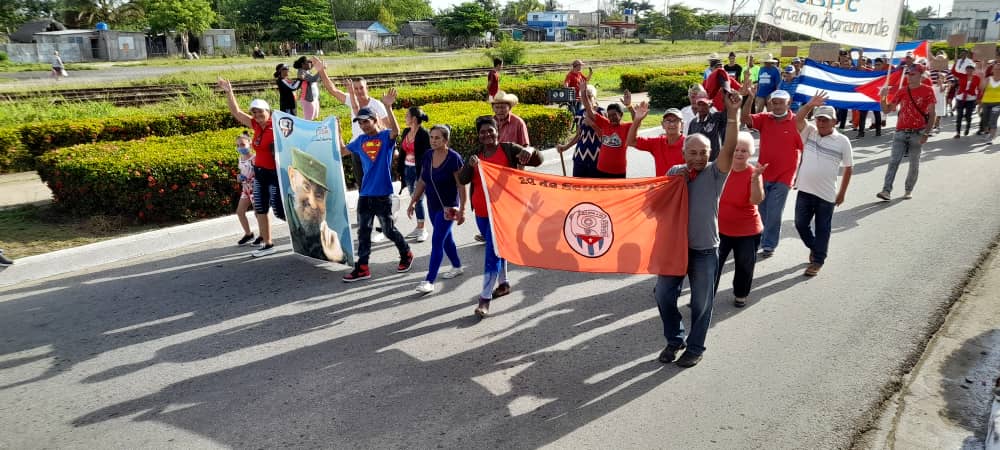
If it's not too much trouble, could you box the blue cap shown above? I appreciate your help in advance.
[783,65,795,73]
[353,107,375,122]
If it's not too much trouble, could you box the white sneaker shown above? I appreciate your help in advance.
[417,229,429,242]
[415,281,435,294]
[371,232,386,243]
[405,228,422,239]
[251,244,276,257]
[441,266,464,279]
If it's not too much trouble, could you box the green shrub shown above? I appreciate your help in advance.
[390,79,562,109]
[18,110,240,157]
[647,75,703,109]
[37,130,243,223]
[929,42,999,60]
[0,126,31,173]
[620,66,703,92]
[486,39,527,65]
[0,52,8,62]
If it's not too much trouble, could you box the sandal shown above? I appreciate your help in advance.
[474,298,491,318]
[492,282,511,299]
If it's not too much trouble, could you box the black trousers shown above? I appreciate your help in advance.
[716,233,761,298]
[859,110,882,134]
[955,100,976,134]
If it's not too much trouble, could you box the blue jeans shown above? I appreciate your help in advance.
[404,165,425,222]
[882,131,922,194]
[655,248,719,356]
[476,216,506,299]
[758,181,790,252]
[356,195,409,266]
[425,209,460,283]
[794,191,834,265]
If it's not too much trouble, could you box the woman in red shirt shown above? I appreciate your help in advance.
[458,116,543,318]
[716,131,766,307]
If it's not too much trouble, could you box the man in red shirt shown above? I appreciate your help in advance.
[487,58,502,101]
[740,87,802,258]
[580,78,632,178]
[564,59,590,99]
[490,91,530,146]
[877,64,936,201]
[626,103,686,176]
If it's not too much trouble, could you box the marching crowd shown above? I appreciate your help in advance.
[216,49,1000,368]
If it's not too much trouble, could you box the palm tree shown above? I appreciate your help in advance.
[60,0,145,30]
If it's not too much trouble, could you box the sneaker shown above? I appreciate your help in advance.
[415,281,435,294]
[759,249,774,259]
[237,233,255,246]
[372,232,386,243]
[252,236,264,246]
[856,131,865,138]
[417,229,429,242]
[474,298,491,318]
[343,265,371,282]
[405,228,423,239]
[954,133,960,139]
[397,251,414,272]
[675,351,703,368]
[0,250,13,267]
[441,266,464,279]
[657,343,687,363]
[876,191,891,201]
[804,263,822,276]
[251,244,276,257]
[734,297,747,308]
[903,191,913,199]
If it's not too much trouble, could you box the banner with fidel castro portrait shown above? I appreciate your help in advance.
[478,161,689,276]
[272,111,353,265]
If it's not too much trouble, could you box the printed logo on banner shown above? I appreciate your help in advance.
[313,124,333,142]
[278,117,294,138]
[564,202,614,258]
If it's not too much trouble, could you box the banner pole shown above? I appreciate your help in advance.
[746,0,765,71]
[559,151,567,176]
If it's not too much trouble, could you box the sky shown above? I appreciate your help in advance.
[428,0,955,17]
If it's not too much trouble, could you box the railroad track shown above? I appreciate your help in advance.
[0,55,707,107]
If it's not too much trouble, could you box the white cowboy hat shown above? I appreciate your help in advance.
[490,90,519,107]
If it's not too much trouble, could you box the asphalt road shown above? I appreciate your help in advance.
[1,118,999,449]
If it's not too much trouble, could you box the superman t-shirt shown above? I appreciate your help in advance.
[347,129,395,196]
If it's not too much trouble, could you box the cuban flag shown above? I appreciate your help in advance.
[793,59,904,111]
[858,40,930,66]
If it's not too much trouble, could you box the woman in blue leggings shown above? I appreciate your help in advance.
[407,125,466,295]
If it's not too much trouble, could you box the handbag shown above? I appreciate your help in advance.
[427,153,457,221]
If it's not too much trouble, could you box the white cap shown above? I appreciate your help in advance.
[769,90,791,100]
[249,99,270,111]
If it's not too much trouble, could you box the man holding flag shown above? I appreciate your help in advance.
[877,64,936,201]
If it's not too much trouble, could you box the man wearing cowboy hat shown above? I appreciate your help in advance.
[754,56,781,113]
[286,148,345,263]
[491,91,530,147]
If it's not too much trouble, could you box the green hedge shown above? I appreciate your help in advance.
[392,79,562,108]
[620,67,702,92]
[0,126,31,173]
[929,42,1000,60]
[36,102,572,221]
[647,75,704,109]
[37,130,242,222]
[19,110,239,157]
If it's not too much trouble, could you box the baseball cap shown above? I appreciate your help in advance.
[814,105,836,119]
[792,57,802,63]
[906,64,926,74]
[783,65,795,73]
[353,107,375,122]
[663,108,683,119]
[249,99,270,111]
[769,90,791,100]
[694,94,712,104]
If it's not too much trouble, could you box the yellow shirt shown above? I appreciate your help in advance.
[983,78,1000,103]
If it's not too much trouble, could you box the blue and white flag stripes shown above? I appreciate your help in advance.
[858,40,930,66]
[793,59,887,112]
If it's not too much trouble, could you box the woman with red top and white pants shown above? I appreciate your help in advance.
[715,132,766,307]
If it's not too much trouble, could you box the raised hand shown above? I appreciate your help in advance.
[586,67,594,80]
[751,162,768,178]
[807,90,828,107]
[621,89,632,107]
[382,87,398,106]
[633,101,650,121]
[724,91,742,112]
[739,80,752,96]
[217,77,232,92]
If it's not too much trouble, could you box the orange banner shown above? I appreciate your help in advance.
[478,161,689,276]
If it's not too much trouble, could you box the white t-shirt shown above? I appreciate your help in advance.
[345,97,388,142]
[796,124,853,203]
[955,57,975,73]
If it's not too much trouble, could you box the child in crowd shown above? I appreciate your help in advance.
[235,132,258,246]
